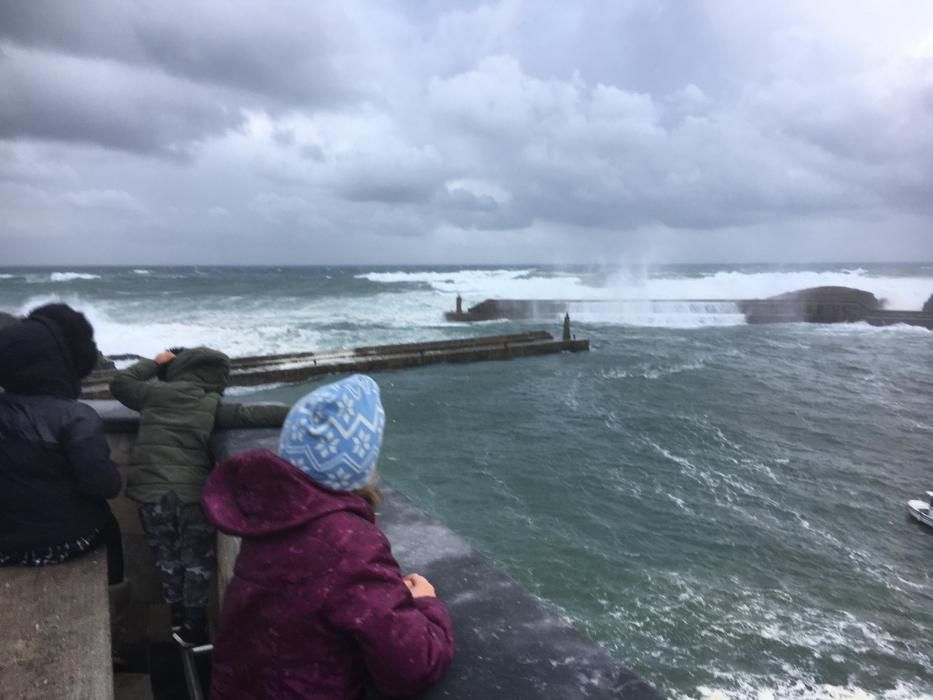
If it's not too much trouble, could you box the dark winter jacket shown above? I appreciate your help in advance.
[109,348,289,504]
[0,314,121,551]
[203,449,455,700]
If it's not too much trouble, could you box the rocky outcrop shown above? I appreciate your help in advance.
[773,286,881,308]
[741,286,882,324]
[0,312,17,329]
[923,294,933,315]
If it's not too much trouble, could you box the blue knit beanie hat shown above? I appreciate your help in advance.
[278,374,386,491]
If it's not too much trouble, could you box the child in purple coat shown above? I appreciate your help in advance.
[203,374,455,699]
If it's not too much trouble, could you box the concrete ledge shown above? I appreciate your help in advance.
[0,550,114,700]
[213,428,663,700]
[86,400,141,433]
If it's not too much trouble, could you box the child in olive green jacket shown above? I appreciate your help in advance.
[110,346,289,643]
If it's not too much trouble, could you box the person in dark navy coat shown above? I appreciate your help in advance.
[0,304,124,583]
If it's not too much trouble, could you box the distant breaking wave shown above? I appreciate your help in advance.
[361,267,933,313]
[358,268,615,301]
[604,269,933,311]
[49,272,101,282]
[358,269,535,284]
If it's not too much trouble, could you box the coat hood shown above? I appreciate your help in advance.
[203,448,374,537]
[0,315,86,398]
[165,346,230,393]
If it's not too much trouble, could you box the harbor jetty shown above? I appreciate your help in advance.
[81,331,589,399]
[446,286,933,329]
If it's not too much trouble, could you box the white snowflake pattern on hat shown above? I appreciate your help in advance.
[277,374,385,492]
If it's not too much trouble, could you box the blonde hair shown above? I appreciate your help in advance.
[353,470,383,507]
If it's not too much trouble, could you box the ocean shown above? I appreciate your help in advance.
[2,263,932,699]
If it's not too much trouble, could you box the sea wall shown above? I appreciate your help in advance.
[91,402,173,659]
[81,332,589,399]
[90,401,663,700]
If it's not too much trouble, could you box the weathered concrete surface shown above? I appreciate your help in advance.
[213,428,663,700]
[0,550,114,700]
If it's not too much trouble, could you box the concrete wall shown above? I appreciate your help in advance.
[105,432,179,656]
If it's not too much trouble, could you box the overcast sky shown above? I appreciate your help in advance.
[2,1,932,265]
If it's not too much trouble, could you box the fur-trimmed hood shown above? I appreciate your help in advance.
[0,307,97,398]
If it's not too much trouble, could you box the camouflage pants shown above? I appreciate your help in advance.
[137,491,215,610]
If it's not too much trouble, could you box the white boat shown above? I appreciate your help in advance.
[907,491,933,529]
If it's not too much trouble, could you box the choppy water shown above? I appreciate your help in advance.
[3,264,932,699]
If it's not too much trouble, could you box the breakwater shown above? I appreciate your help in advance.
[446,286,933,329]
[81,331,589,399]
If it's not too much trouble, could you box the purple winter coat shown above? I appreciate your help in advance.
[203,448,455,700]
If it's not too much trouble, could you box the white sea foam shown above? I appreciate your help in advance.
[571,301,745,328]
[757,615,899,657]
[132,269,152,275]
[645,438,696,471]
[225,383,286,396]
[810,322,931,335]
[15,294,86,318]
[49,272,101,282]
[358,268,602,300]
[602,360,706,381]
[692,678,931,700]
[12,294,326,357]
[12,290,450,357]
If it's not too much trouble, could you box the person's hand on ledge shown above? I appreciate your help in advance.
[154,351,176,365]
[403,573,436,598]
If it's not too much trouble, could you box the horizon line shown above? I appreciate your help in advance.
[2,261,932,268]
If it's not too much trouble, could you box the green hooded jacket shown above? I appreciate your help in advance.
[110,347,290,504]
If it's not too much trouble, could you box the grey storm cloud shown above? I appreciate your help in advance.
[0,1,365,105]
[0,45,241,157]
[1,0,933,264]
